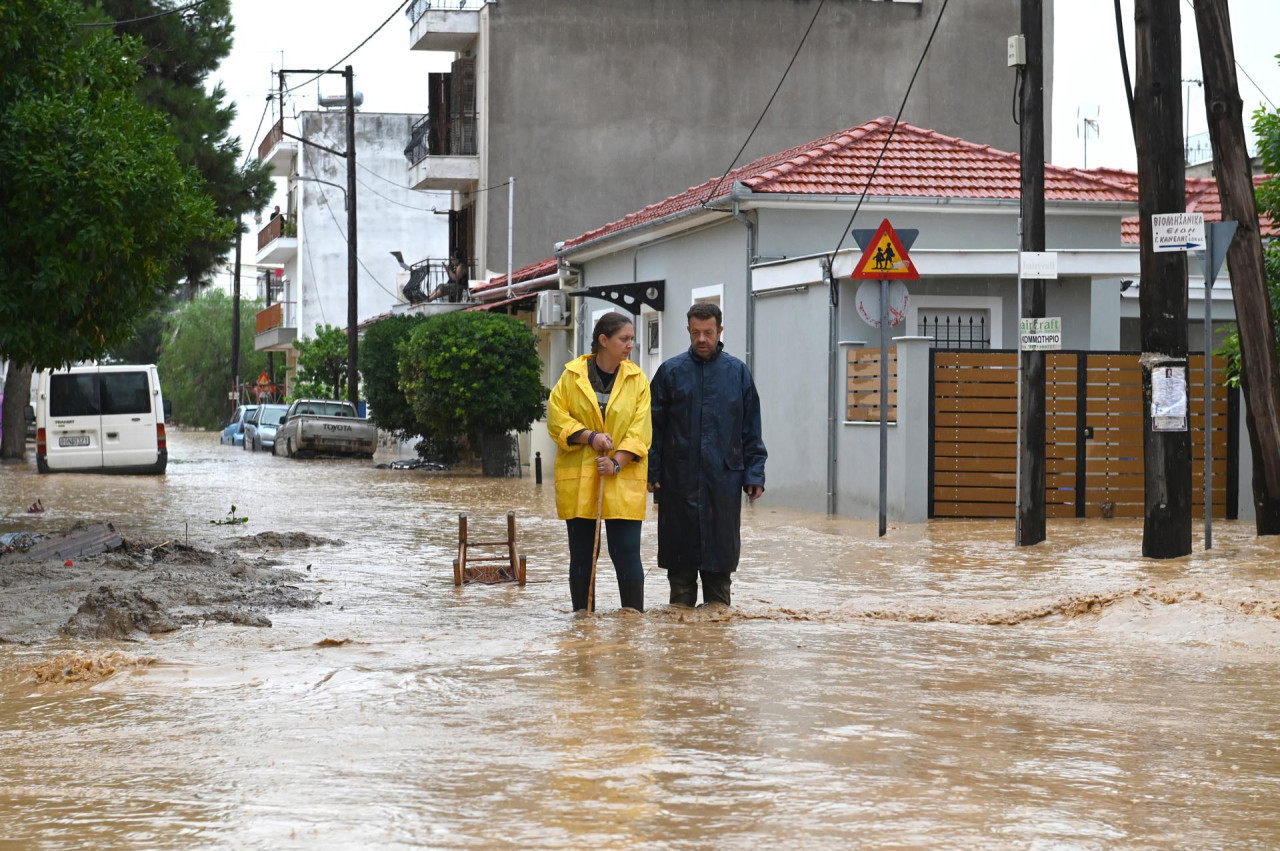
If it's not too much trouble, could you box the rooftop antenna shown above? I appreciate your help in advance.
[1077,105,1100,169]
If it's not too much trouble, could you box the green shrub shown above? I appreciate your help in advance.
[399,312,546,469]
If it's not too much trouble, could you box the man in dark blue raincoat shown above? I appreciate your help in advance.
[648,302,767,607]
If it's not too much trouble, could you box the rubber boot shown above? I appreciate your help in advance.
[569,572,591,612]
[701,571,732,606]
[618,579,645,613]
[668,569,698,607]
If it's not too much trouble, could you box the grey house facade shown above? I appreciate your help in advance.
[405,0,1052,279]
[557,119,1248,522]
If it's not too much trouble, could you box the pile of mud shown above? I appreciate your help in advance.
[222,531,345,550]
[0,528,327,644]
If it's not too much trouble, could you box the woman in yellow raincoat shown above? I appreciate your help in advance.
[547,312,651,612]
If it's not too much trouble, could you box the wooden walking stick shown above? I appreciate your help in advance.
[587,462,605,613]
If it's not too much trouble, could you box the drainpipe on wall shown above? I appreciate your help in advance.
[730,200,757,374]
[821,257,837,516]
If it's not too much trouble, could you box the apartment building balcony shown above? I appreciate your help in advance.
[255,301,298,351]
[256,118,297,176]
[255,215,298,265]
[406,0,486,52]
[405,111,480,191]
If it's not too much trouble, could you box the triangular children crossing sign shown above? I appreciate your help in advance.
[850,218,919,280]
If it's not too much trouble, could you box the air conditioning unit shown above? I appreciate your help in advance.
[536,290,571,329]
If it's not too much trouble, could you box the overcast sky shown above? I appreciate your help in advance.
[214,0,1280,222]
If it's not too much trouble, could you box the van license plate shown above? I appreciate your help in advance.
[59,435,90,447]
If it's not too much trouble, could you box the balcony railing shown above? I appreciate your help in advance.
[405,111,478,165]
[406,0,490,22]
[403,258,476,304]
[257,215,295,252]
[256,301,297,335]
[258,118,285,162]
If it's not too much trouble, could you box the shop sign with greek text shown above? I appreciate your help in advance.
[1018,317,1062,351]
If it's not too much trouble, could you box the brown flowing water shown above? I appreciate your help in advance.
[2,432,1280,848]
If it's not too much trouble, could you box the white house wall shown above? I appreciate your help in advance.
[297,111,449,340]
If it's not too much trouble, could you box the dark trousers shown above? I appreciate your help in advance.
[566,518,644,612]
[667,569,732,607]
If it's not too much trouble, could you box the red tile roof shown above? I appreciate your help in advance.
[476,257,559,293]
[561,117,1140,252]
[1112,172,1277,243]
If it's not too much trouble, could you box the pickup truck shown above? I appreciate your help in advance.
[272,399,378,459]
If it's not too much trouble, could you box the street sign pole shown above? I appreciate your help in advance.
[849,219,919,537]
[1199,219,1238,550]
[879,277,889,538]
[1203,228,1214,550]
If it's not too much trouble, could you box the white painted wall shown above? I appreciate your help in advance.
[296,111,450,341]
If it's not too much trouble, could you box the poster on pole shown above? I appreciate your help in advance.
[1151,366,1188,432]
[1018,317,1062,350]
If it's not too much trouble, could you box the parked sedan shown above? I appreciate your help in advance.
[220,405,257,446]
[243,403,289,452]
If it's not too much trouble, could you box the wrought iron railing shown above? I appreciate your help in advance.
[918,313,991,350]
[403,258,476,304]
[406,0,490,23]
[405,111,478,165]
[258,118,285,161]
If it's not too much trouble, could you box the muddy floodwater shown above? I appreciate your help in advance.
[3,432,1280,848]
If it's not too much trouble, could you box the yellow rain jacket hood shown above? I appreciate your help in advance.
[547,355,651,521]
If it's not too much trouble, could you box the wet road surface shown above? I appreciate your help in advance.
[2,431,1280,848]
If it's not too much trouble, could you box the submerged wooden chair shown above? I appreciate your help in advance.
[453,511,527,586]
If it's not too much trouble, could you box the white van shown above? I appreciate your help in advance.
[35,364,169,475]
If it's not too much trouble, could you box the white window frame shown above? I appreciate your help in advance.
[906,294,1003,348]
[691,284,724,307]
[638,307,661,376]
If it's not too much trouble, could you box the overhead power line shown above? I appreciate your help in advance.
[77,0,214,27]
[241,95,273,171]
[828,0,952,264]
[284,0,411,94]
[1180,0,1275,109]
[702,0,827,206]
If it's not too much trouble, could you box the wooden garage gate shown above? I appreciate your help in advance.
[929,351,1239,519]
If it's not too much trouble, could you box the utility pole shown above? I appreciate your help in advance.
[1193,0,1280,533]
[277,66,360,410]
[1134,0,1192,558]
[1016,0,1047,546]
[344,65,359,410]
[231,228,242,414]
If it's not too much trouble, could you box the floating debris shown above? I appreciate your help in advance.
[210,504,249,526]
[375,459,450,471]
[0,522,122,563]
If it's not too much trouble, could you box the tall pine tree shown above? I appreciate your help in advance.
[85,0,273,292]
